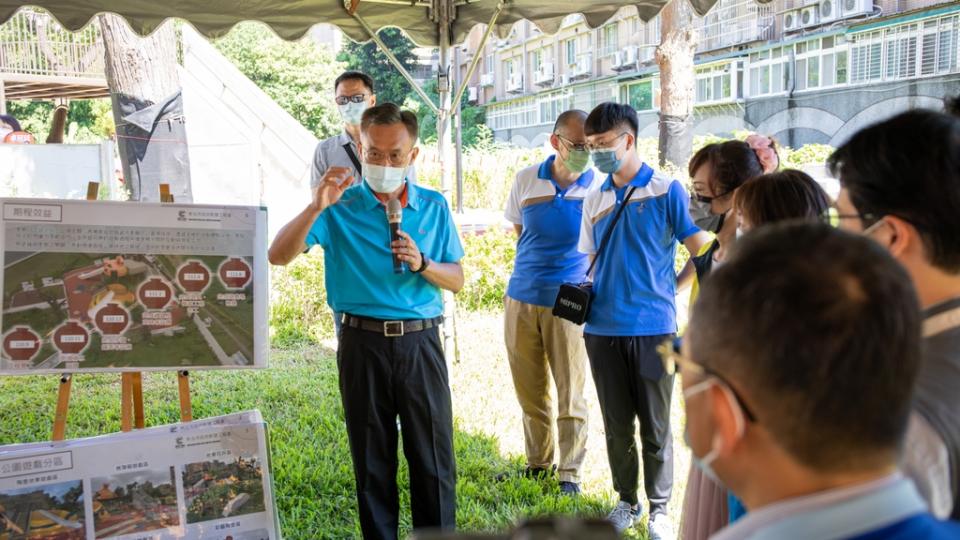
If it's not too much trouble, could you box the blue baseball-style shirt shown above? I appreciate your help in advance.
[305,181,464,320]
[505,156,599,307]
[578,163,699,336]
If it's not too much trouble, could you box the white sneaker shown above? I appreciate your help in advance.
[648,513,676,540]
[606,501,642,533]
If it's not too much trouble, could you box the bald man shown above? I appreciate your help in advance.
[500,110,599,494]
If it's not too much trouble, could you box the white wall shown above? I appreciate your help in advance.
[0,143,114,199]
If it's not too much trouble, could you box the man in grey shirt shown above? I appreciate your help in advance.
[312,71,416,189]
[831,109,960,520]
[311,71,376,189]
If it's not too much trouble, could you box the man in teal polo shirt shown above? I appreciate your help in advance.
[580,102,708,539]
[268,103,464,540]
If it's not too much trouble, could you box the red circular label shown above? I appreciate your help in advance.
[177,261,211,293]
[218,258,252,289]
[94,303,130,335]
[138,277,174,310]
[53,321,90,354]
[3,326,41,361]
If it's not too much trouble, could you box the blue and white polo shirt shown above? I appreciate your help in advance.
[505,155,599,307]
[578,163,699,336]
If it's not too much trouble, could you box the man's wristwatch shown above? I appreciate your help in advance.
[413,254,430,273]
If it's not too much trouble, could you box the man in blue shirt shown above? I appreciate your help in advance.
[579,102,707,538]
[502,109,598,494]
[681,223,960,539]
[268,103,464,540]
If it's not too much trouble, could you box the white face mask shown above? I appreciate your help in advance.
[682,378,746,488]
[339,102,368,126]
[363,162,406,194]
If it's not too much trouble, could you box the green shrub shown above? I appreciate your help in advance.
[269,251,333,346]
[459,227,517,312]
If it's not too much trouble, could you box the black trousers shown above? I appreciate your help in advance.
[337,324,457,540]
[584,333,675,517]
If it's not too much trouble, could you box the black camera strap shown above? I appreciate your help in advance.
[584,186,637,280]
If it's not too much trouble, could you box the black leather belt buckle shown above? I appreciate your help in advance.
[383,320,404,337]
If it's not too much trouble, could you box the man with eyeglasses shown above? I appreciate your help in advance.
[499,109,597,495]
[678,222,960,539]
[269,103,464,539]
[830,110,960,522]
[578,102,708,538]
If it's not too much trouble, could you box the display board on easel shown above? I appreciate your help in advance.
[0,197,268,375]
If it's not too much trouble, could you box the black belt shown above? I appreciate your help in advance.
[342,314,442,337]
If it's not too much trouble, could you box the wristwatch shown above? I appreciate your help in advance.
[413,254,431,273]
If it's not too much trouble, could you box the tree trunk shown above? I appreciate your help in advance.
[656,0,699,171]
[99,14,191,201]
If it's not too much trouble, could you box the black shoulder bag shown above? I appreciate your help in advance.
[552,186,637,325]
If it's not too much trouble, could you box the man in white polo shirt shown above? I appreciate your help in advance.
[502,109,598,495]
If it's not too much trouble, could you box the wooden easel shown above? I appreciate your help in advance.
[51,182,192,441]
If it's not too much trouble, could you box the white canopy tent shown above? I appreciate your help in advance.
[0,0,734,357]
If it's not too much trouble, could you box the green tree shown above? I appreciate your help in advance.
[214,23,344,139]
[405,79,487,148]
[337,28,417,107]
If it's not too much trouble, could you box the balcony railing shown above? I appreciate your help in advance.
[0,9,105,79]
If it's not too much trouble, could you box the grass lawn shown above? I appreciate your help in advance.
[0,311,690,539]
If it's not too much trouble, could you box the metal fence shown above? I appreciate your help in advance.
[0,9,105,78]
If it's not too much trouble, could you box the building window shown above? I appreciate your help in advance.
[624,80,657,111]
[749,45,791,97]
[696,62,737,104]
[565,39,578,65]
[484,54,494,74]
[601,24,619,57]
[849,30,883,83]
[530,49,542,73]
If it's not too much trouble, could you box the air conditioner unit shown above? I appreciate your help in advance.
[468,86,479,104]
[783,9,802,32]
[623,46,638,65]
[480,72,495,87]
[840,0,873,17]
[507,73,524,93]
[561,73,572,86]
[534,62,555,85]
[572,55,592,79]
[800,5,819,27]
[819,0,840,22]
[611,51,624,69]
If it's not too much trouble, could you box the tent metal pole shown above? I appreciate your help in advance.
[450,2,503,113]
[349,12,440,115]
[437,0,458,362]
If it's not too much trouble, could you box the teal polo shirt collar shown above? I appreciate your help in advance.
[538,155,595,191]
[359,179,421,211]
[601,162,655,192]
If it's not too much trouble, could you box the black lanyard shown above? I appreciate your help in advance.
[342,142,362,176]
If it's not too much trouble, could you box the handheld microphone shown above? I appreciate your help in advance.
[386,198,404,274]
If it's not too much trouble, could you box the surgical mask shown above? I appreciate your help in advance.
[339,101,368,126]
[561,149,592,175]
[590,137,626,174]
[683,378,746,488]
[683,379,725,485]
[363,162,406,194]
[690,198,725,233]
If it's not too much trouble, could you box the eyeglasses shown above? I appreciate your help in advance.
[692,191,731,204]
[657,337,757,422]
[557,135,588,152]
[363,148,413,166]
[585,132,629,152]
[335,94,370,106]
[823,206,877,228]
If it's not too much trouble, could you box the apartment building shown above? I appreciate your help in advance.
[456,0,960,149]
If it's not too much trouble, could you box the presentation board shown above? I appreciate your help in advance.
[0,199,268,374]
[0,411,279,540]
